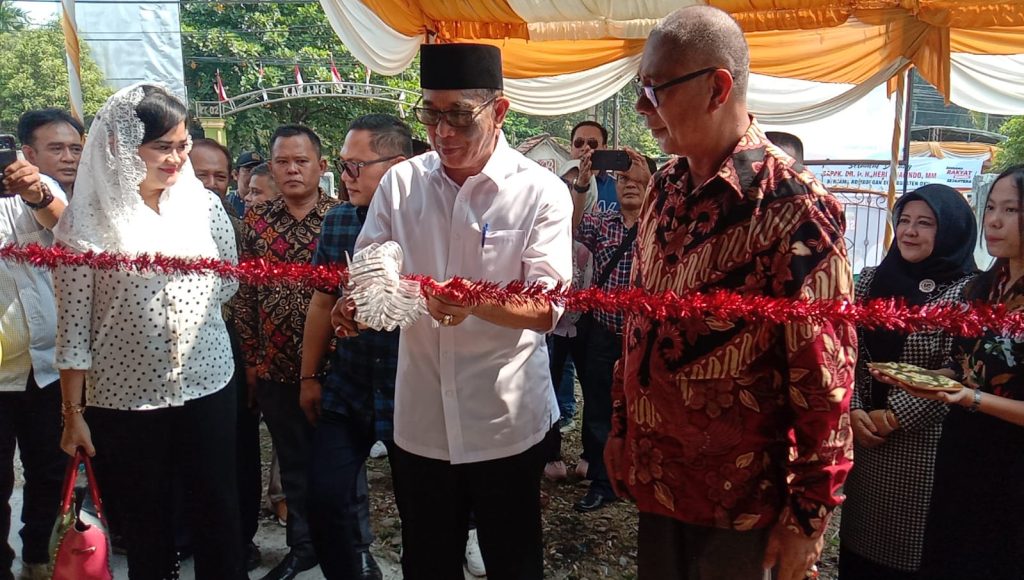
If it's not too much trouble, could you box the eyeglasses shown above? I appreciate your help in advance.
[412,97,497,128]
[334,155,401,179]
[633,67,717,108]
[573,138,600,150]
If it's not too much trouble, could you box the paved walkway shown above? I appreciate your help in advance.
[6,486,405,579]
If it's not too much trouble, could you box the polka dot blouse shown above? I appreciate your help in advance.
[54,193,239,411]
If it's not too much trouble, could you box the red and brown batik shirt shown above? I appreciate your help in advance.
[608,120,855,538]
[235,191,339,383]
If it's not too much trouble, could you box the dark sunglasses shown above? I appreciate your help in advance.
[334,155,400,179]
[573,138,600,150]
[633,67,717,108]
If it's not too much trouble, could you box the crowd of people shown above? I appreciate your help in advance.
[1,5,1023,580]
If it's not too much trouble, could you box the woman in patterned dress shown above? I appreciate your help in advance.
[840,184,978,579]
[53,83,244,579]
[874,165,1024,580]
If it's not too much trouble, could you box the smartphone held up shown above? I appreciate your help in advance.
[589,149,631,172]
[0,134,18,197]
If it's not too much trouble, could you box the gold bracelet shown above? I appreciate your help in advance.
[61,403,85,416]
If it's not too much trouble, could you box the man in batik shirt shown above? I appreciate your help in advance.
[236,124,338,580]
[607,7,855,580]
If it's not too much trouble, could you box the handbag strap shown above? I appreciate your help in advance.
[60,448,106,524]
[592,223,638,291]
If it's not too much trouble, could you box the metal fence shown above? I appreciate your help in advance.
[832,188,890,276]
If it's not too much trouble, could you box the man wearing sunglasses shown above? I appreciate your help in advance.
[606,6,853,580]
[569,121,619,214]
[301,114,412,579]
[333,43,571,580]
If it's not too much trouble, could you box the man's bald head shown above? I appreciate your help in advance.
[651,6,749,99]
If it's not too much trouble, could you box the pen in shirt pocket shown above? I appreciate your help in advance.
[480,222,489,248]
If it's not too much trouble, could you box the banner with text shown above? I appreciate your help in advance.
[809,156,985,193]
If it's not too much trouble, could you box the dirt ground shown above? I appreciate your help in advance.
[9,391,839,579]
[293,383,843,580]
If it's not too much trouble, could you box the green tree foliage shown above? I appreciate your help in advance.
[0,1,28,33]
[0,24,112,133]
[180,1,421,157]
[181,3,659,159]
[994,116,1024,170]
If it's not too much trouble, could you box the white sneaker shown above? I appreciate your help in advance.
[464,529,487,577]
[369,440,388,459]
[19,563,52,580]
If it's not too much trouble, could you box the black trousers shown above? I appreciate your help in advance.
[839,545,918,580]
[230,327,261,548]
[0,375,64,576]
[544,334,571,462]
[307,410,375,579]
[88,383,245,580]
[256,379,315,558]
[638,513,771,580]
[390,440,546,580]
[571,322,621,497]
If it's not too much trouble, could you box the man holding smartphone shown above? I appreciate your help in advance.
[568,148,652,512]
[16,109,84,200]
[569,121,619,213]
[0,137,69,580]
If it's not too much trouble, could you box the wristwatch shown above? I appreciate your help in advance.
[23,183,55,210]
[966,389,983,413]
[572,180,589,194]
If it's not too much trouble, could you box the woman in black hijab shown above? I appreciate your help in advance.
[839,184,978,580]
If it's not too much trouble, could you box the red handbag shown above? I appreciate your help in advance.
[49,448,112,580]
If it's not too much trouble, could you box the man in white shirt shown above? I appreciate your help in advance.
[334,43,572,580]
[0,157,69,580]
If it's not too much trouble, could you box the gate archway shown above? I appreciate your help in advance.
[194,81,420,146]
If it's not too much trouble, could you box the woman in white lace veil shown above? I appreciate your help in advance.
[54,83,246,579]
[54,83,217,258]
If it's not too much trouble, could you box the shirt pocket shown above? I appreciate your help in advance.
[480,229,526,283]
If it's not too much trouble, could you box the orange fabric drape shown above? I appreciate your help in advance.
[457,38,646,79]
[353,0,1024,95]
[744,16,917,84]
[909,141,1000,159]
[358,0,528,40]
[951,27,1024,54]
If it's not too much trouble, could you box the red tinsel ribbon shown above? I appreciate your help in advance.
[4,243,1022,338]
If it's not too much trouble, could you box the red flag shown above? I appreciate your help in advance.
[294,64,304,86]
[330,56,343,84]
[214,69,228,102]
[257,62,268,101]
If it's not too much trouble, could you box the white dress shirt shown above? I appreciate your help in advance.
[54,192,238,410]
[357,135,573,464]
[0,176,67,391]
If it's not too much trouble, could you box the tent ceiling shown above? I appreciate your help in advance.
[319,0,1024,115]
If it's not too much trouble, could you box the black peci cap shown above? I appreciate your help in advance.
[420,43,503,91]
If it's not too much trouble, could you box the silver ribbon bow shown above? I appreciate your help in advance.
[346,241,425,331]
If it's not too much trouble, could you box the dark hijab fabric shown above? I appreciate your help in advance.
[863,184,978,407]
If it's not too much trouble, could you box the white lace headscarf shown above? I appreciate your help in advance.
[54,82,219,259]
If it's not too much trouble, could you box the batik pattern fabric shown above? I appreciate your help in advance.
[609,120,855,538]
[235,191,338,383]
